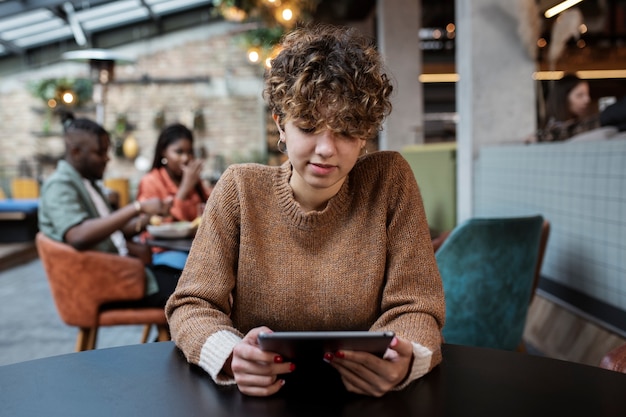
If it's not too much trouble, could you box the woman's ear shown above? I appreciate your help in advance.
[272,114,283,133]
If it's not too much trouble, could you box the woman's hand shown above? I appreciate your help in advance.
[139,197,172,217]
[177,159,204,200]
[325,336,414,397]
[226,326,294,397]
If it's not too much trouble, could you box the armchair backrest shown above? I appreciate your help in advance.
[436,215,545,350]
[35,232,146,328]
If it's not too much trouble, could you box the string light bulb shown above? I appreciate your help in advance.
[61,91,76,105]
[281,8,293,21]
[247,48,261,64]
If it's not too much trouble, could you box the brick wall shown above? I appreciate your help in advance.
[0,23,270,198]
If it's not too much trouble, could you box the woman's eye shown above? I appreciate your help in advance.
[298,126,315,134]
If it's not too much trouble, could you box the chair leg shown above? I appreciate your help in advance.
[156,325,171,342]
[141,324,152,343]
[76,327,98,351]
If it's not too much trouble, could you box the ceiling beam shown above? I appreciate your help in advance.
[0,38,24,55]
[139,0,163,33]
[62,2,87,46]
[0,0,114,20]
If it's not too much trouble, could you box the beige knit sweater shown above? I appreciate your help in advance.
[166,150,445,388]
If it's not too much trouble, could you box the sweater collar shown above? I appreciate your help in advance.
[274,160,352,230]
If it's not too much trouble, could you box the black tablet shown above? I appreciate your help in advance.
[257,331,395,361]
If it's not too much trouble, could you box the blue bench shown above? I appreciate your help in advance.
[0,199,39,242]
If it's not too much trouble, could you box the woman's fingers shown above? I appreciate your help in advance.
[237,378,285,397]
[326,337,414,396]
[231,326,294,396]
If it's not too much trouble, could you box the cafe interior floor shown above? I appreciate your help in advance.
[0,243,160,367]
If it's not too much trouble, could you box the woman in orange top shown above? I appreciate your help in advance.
[137,123,210,269]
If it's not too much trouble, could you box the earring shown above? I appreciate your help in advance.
[277,137,287,154]
[161,157,168,165]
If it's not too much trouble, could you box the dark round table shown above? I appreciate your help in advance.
[1,341,625,417]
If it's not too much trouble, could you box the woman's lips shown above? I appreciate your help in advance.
[309,162,336,175]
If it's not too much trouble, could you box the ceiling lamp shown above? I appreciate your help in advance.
[544,0,584,19]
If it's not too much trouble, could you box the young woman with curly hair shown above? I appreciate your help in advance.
[166,24,445,397]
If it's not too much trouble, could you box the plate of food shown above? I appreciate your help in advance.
[146,221,197,239]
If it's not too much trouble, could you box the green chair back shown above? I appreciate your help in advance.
[436,215,544,350]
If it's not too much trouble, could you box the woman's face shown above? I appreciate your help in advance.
[162,138,194,177]
[280,118,365,209]
[568,81,591,119]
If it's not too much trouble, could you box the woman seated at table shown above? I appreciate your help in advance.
[166,24,445,397]
[137,123,210,270]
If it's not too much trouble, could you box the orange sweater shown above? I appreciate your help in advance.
[137,167,207,221]
[166,151,445,388]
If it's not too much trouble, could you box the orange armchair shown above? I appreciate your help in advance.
[35,232,169,351]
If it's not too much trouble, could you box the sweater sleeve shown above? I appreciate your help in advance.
[369,153,445,385]
[165,167,244,377]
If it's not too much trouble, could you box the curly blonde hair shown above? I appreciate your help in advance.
[263,24,393,141]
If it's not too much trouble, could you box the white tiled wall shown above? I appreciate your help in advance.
[474,138,626,316]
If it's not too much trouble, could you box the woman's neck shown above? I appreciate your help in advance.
[163,166,181,186]
[289,174,344,213]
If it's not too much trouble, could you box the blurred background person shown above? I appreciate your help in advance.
[137,123,210,270]
[535,73,626,142]
[38,114,178,308]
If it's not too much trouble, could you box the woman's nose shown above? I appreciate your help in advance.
[316,132,337,156]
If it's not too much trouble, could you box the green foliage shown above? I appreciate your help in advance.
[236,26,284,49]
[213,0,322,65]
[27,78,93,107]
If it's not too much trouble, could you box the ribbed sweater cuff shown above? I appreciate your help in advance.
[394,342,433,391]
[198,330,242,385]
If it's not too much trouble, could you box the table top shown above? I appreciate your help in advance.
[144,237,193,252]
[1,342,625,417]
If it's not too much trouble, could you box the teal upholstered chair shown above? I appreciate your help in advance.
[435,215,546,351]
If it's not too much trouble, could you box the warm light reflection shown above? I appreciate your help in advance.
[576,69,626,79]
[544,0,583,18]
[47,99,57,108]
[281,8,293,21]
[537,38,547,48]
[533,71,565,80]
[419,71,626,83]
[533,70,626,80]
[247,49,260,63]
[419,73,459,83]
[61,91,75,104]
[264,45,282,68]
[222,6,247,22]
